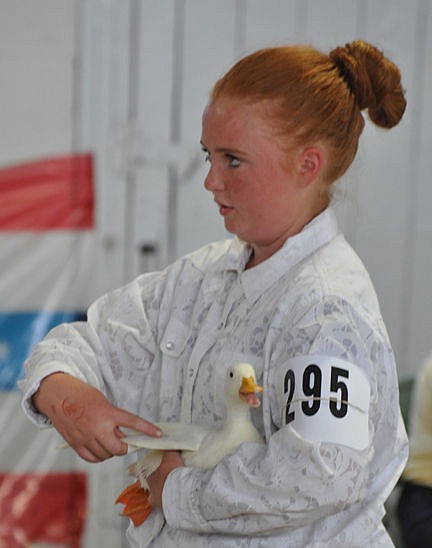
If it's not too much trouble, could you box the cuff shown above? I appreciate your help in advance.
[162,466,211,532]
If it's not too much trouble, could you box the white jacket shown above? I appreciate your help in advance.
[21,208,407,547]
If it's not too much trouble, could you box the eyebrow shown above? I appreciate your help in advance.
[200,141,245,156]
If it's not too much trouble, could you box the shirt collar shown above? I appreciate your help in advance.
[225,207,339,303]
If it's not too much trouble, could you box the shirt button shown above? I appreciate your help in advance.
[165,341,175,351]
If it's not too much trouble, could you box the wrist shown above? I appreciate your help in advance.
[32,372,70,417]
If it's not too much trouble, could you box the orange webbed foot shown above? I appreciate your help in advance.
[116,480,153,526]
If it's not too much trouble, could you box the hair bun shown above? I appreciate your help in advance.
[329,40,406,128]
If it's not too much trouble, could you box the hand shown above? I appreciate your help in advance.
[147,451,184,508]
[33,372,162,462]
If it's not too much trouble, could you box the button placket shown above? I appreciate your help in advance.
[179,298,226,423]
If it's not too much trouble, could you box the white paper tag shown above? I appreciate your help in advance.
[275,355,370,450]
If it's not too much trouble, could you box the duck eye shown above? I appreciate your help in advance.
[229,371,234,378]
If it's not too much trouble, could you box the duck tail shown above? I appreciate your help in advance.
[115,480,153,526]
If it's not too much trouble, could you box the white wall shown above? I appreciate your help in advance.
[0,0,77,165]
[76,0,432,382]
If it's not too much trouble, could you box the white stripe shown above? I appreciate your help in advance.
[0,232,95,310]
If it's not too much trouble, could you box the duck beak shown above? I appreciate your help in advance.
[239,375,263,407]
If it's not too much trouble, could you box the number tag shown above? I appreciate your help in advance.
[275,355,370,450]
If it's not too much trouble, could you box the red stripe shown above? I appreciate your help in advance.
[0,153,94,230]
[0,472,87,547]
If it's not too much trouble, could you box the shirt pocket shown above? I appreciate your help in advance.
[159,316,191,360]
[158,317,192,420]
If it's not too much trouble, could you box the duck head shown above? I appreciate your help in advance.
[225,362,263,408]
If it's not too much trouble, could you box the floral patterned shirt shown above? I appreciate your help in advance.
[21,207,407,547]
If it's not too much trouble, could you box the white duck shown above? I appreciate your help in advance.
[116,362,264,525]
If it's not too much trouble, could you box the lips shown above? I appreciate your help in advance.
[215,199,234,216]
[220,205,234,215]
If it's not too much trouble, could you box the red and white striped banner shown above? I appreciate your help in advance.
[0,153,95,547]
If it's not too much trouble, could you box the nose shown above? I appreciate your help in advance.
[204,163,224,192]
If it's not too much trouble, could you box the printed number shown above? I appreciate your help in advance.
[284,364,349,424]
[301,364,322,416]
[284,369,295,424]
[329,367,349,418]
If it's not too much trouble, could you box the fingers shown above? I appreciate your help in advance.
[114,425,126,438]
[75,435,128,462]
[39,375,161,460]
[114,408,162,438]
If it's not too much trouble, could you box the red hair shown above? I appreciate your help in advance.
[211,41,406,185]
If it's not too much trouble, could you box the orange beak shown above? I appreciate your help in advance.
[240,375,263,394]
[239,375,263,407]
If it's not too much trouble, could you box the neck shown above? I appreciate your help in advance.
[246,203,328,269]
[226,399,252,423]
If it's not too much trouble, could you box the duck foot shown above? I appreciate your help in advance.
[116,480,153,526]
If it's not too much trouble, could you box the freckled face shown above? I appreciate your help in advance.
[201,97,312,264]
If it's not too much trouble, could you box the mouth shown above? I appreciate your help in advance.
[239,375,263,408]
[219,205,234,216]
[215,199,234,216]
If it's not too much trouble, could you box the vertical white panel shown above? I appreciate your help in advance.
[77,0,134,294]
[175,0,240,258]
[293,0,363,243]
[76,3,133,544]
[180,0,240,138]
[302,0,361,48]
[402,0,432,378]
[243,0,297,49]
[125,0,176,277]
[346,0,418,377]
[0,0,76,164]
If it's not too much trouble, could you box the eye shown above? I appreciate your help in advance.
[225,154,240,168]
[201,147,211,163]
[229,371,234,378]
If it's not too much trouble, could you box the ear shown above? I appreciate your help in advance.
[297,147,325,186]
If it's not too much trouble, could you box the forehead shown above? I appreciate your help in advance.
[201,97,277,142]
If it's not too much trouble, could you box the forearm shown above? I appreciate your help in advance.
[19,325,105,427]
[26,364,162,462]
[162,430,369,535]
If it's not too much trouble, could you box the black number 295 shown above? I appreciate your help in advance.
[284,365,349,424]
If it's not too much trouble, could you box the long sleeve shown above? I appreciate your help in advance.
[20,269,167,425]
[20,239,234,428]
[163,431,370,536]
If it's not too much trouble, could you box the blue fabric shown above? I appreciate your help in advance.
[0,311,85,390]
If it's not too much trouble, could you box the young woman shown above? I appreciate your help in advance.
[21,41,407,547]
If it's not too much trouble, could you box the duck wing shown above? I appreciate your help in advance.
[123,421,210,451]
